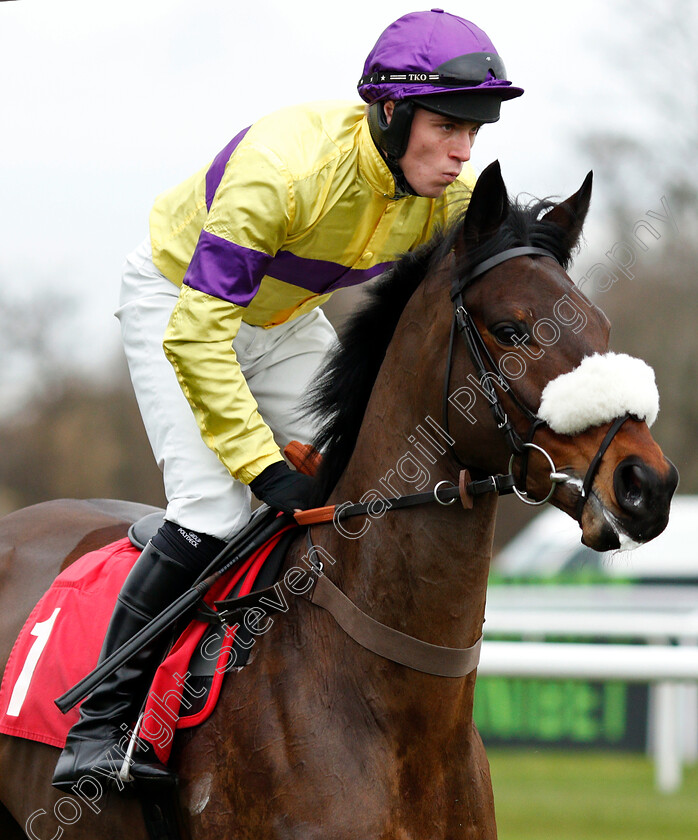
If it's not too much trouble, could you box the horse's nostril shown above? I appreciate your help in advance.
[611,456,677,542]
[614,457,653,513]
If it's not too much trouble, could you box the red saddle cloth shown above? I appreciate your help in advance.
[0,530,290,764]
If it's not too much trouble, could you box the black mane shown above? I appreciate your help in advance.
[305,195,577,502]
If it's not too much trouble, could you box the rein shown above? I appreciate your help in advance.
[293,469,515,526]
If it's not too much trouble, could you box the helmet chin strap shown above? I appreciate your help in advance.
[368,100,422,198]
[381,151,420,198]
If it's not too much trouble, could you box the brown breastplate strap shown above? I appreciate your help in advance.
[307,573,482,678]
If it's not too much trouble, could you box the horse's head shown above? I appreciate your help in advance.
[443,161,678,551]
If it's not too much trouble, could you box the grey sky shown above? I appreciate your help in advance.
[1,1,684,374]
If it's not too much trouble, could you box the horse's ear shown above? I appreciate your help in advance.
[457,160,509,255]
[541,171,593,252]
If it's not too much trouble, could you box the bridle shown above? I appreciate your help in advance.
[292,244,632,526]
[443,245,632,514]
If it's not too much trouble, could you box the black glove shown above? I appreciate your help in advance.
[249,461,318,513]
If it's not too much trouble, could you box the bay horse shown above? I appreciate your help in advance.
[0,162,678,839]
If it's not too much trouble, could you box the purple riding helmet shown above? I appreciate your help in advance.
[359,9,524,164]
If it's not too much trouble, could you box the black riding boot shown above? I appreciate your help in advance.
[52,539,201,791]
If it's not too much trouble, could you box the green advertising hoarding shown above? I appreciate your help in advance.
[474,676,649,749]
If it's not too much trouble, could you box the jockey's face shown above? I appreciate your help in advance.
[384,101,480,198]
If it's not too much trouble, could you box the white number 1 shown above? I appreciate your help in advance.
[6,607,61,717]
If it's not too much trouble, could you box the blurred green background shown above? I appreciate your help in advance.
[489,750,698,840]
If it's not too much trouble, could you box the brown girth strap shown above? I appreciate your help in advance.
[307,572,482,678]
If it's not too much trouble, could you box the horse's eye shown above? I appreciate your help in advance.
[491,322,528,346]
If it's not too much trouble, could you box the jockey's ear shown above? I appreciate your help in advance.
[541,171,593,254]
[457,160,509,257]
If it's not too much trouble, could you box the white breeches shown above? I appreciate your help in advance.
[115,239,337,540]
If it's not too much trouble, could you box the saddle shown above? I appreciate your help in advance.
[0,516,298,754]
[0,442,321,762]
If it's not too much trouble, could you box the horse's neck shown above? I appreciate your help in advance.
[308,432,495,731]
[308,283,498,717]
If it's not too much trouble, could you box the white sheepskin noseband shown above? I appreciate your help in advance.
[537,352,659,435]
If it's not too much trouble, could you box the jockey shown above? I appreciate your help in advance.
[53,9,523,790]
